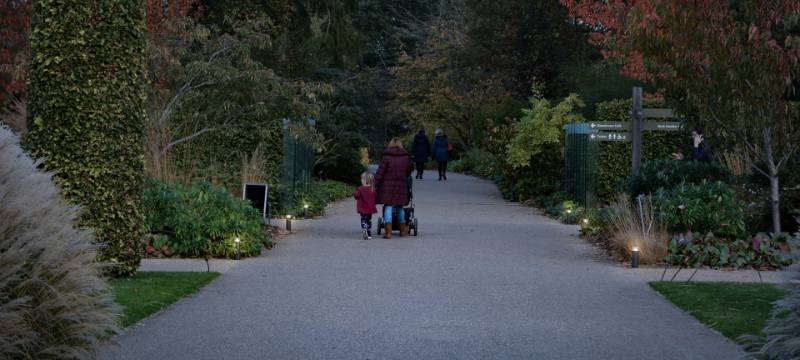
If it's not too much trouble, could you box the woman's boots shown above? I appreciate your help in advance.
[382,223,407,238]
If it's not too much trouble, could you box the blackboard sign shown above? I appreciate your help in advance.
[242,183,269,221]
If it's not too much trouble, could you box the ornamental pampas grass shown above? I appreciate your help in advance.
[743,228,800,359]
[0,126,119,359]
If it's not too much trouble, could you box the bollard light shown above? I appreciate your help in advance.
[566,209,573,215]
[582,218,589,225]
[303,204,309,219]
[234,237,241,260]
[286,214,292,232]
[631,246,640,268]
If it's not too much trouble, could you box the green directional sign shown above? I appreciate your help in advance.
[588,121,630,130]
[589,132,630,142]
[643,121,682,131]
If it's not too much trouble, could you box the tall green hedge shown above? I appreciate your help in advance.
[174,118,284,208]
[595,99,688,203]
[26,0,147,275]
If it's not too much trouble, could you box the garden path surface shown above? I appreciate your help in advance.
[101,172,744,360]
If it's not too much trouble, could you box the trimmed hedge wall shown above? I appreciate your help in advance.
[26,0,147,275]
[595,99,688,203]
[175,119,284,199]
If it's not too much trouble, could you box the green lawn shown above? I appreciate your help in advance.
[110,272,220,327]
[650,282,785,342]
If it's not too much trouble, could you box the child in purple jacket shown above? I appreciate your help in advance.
[354,172,378,239]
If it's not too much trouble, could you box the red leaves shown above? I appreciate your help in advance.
[145,0,200,34]
[0,0,31,103]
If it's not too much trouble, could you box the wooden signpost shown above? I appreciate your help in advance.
[584,87,683,172]
[631,87,643,171]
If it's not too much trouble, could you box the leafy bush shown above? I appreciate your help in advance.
[450,148,497,178]
[490,155,565,203]
[143,180,270,258]
[1,126,119,358]
[284,180,353,217]
[665,232,792,269]
[580,206,615,237]
[315,134,367,185]
[595,99,687,203]
[26,0,147,275]
[506,93,584,168]
[626,159,733,197]
[650,181,748,239]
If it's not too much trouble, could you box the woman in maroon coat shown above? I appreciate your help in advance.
[374,138,413,238]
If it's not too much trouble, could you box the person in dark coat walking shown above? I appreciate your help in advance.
[374,138,413,238]
[411,129,431,179]
[432,128,450,181]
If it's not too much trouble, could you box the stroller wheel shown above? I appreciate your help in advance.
[413,218,418,236]
[377,218,383,235]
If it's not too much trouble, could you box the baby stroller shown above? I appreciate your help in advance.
[377,176,418,236]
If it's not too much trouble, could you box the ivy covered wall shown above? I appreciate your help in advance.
[26,0,147,275]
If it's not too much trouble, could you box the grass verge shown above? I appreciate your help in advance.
[110,272,220,327]
[650,281,785,342]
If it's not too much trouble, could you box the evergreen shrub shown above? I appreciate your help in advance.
[26,0,147,275]
[315,133,367,185]
[626,159,733,197]
[650,181,747,239]
[287,180,353,217]
[143,180,270,258]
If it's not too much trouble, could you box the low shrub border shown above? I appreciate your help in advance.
[282,179,353,218]
[143,180,270,259]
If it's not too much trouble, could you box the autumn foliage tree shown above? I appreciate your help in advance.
[562,0,800,233]
[0,0,31,134]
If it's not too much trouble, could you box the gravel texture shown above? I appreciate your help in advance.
[102,172,745,359]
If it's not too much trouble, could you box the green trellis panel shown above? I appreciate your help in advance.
[564,123,598,208]
[281,121,315,211]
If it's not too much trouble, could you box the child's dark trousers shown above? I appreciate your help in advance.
[360,214,372,235]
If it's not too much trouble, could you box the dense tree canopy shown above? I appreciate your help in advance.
[563,0,800,232]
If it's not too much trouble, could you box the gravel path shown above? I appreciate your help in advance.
[102,172,745,359]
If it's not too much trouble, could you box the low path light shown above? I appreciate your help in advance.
[234,237,241,260]
[286,214,292,232]
[303,204,309,219]
[631,246,639,268]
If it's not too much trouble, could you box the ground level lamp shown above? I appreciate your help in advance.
[286,214,292,232]
[234,237,241,260]
[631,246,639,268]
[303,204,309,219]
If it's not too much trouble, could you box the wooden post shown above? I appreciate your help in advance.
[631,87,643,172]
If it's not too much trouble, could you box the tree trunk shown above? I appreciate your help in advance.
[769,173,781,234]
[763,131,781,234]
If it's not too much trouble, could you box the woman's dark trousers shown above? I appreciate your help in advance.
[437,161,448,181]
[415,161,426,179]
